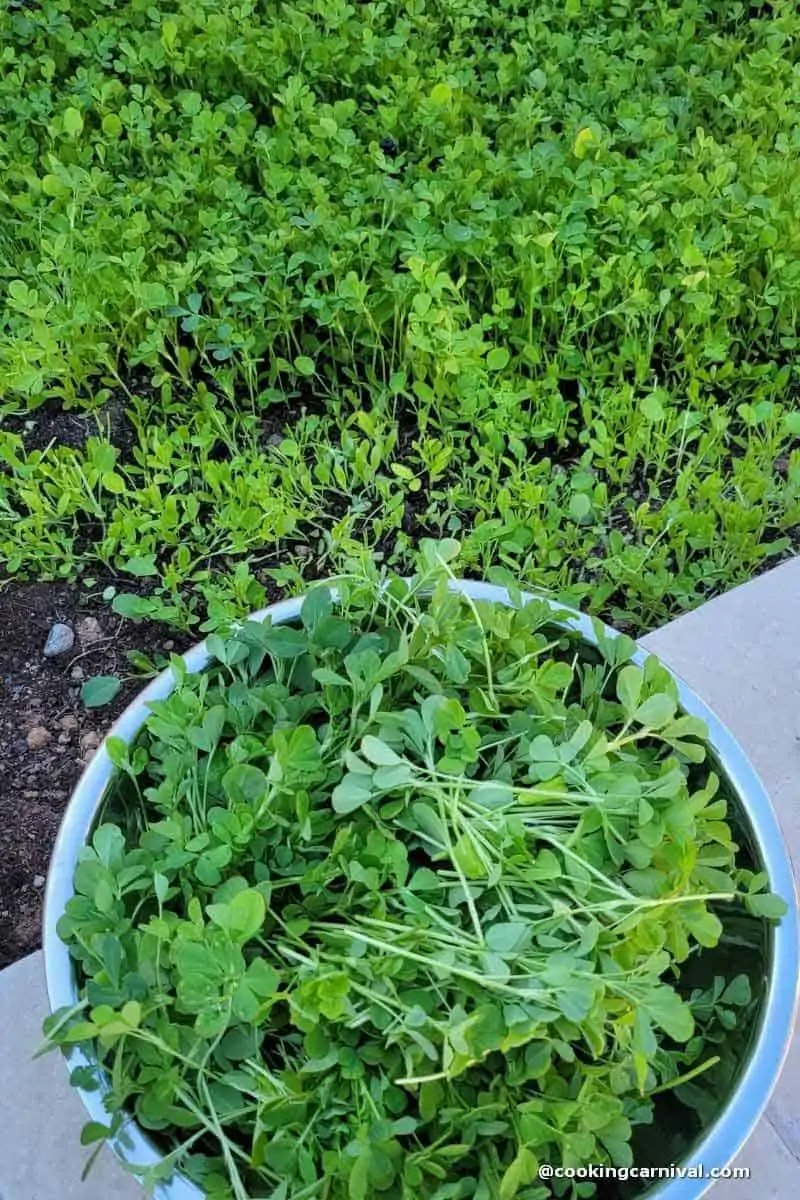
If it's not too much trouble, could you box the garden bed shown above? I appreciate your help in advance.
[0,578,189,967]
[3,0,800,977]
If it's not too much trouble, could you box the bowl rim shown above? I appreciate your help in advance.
[43,578,800,1200]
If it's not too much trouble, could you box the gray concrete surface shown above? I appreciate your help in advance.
[0,951,142,1200]
[0,557,798,1198]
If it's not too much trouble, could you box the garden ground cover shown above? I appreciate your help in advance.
[1,0,799,963]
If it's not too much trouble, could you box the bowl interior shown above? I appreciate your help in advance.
[42,580,799,1200]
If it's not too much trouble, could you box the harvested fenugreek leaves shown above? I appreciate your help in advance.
[43,540,785,1200]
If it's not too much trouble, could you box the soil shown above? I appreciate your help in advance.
[0,578,189,969]
[4,393,137,458]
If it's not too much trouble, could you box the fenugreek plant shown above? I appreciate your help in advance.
[42,542,784,1198]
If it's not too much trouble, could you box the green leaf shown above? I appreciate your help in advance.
[312,667,350,687]
[349,1149,371,1200]
[720,975,751,1007]
[80,1121,110,1146]
[208,888,266,943]
[81,675,121,708]
[663,714,708,741]
[500,1146,537,1200]
[121,1000,141,1028]
[470,781,513,809]
[486,346,510,371]
[573,125,599,158]
[633,693,677,729]
[232,982,260,1022]
[124,554,158,577]
[301,587,333,631]
[293,355,316,376]
[101,113,122,138]
[529,849,561,880]
[331,774,373,814]
[360,735,402,767]
[429,82,452,105]
[452,834,485,879]
[642,985,695,1042]
[246,958,280,997]
[569,492,592,521]
[419,537,460,568]
[102,471,126,495]
[440,643,469,684]
[92,825,125,868]
[746,891,788,920]
[632,1009,655,1092]
[640,391,665,422]
[408,802,446,847]
[485,923,530,956]
[262,625,308,658]
[94,879,115,914]
[62,1021,98,1044]
[407,868,440,892]
[616,665,643,713]
[372,763,414,789]
[222,764,268,807]
[683,905,723,948]
[557,980,595,1023]
[195,855,222,887]
[63,106,84,137]
[112,593,155,620]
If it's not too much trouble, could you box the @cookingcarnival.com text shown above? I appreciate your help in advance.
[538,1164,750,1182]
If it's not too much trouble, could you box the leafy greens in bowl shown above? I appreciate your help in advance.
[43,541,791,1200]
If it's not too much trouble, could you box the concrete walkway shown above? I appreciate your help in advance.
[1,558,798,1198]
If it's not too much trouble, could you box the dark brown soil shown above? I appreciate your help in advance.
[0,579,188,968]
[2,393,137,458]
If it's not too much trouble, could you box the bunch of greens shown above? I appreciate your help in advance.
[44,542,784,1199]
[2,0,800,631]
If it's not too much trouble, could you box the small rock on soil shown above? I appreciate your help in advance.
[26,726,52,750]
[76,616,103,646]
[43,623,74,657]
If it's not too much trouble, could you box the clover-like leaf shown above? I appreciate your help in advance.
[81,675,121,709]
